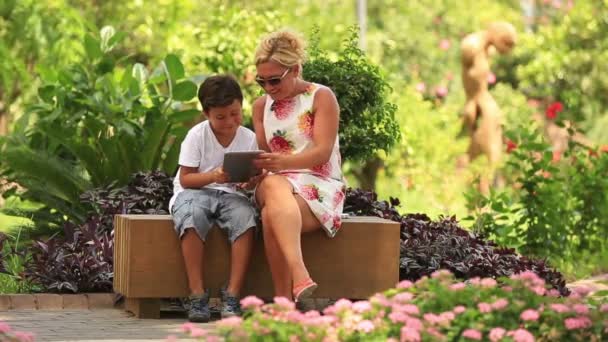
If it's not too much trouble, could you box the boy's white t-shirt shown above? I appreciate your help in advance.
[169,120,258,212]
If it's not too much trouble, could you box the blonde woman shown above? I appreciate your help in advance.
[252,30,345,302]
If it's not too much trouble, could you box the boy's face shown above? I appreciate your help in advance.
[205,100,243,137]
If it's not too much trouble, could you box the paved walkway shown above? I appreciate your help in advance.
[0,309,212,341]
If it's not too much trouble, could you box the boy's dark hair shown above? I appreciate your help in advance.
[197,75,243,111]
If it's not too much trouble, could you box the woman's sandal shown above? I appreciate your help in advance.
[292,278,318,302]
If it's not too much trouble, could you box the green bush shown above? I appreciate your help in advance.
[304,27,399,161]
[184,271,608,341]
[465,116,608,267]
[0,26,200,228]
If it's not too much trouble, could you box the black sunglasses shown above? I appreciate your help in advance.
[255,68,290,88]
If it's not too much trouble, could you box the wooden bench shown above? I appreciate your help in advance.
[113,214,400,318]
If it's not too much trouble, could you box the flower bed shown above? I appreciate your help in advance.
[179,270,606,341]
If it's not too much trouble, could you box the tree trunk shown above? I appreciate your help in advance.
[0,110,8,136]
[353,156,383,191]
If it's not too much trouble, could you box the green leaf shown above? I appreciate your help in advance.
[141,118,171,170]
[172,81,197,101]
[168,109,201,124]
[100,26,116,52]
[164,54,185,82]
[132,63,148,84]
[84,34,102,60]
[107,31,127,51]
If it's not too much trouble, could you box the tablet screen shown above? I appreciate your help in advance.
[223,150,264,183]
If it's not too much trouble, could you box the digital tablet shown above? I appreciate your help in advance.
[223,150,264,183]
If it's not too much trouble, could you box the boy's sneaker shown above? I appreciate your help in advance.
[188,292,211,323]
[220,286,242,318]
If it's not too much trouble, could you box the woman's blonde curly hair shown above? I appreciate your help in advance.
[255,29,307,67]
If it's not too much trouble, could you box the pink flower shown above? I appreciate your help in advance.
[405,317,423,330]
[492,299,509,310]
[166,335,178,342]
[393,303,420,316]
[415,82,426,93]
[393,292,414,303]
[449,282,466,291]
[400,326,422,342]
[572,286,592,297]
[564,316,593,330]
[397,280,414,289]
[439,39,451,50]
[426,327,446,339]
[333,298,353,310]
[12,332,35,342]
[478,302,493,313]
[216,316,243,329]
[435,85,448,98]
[352,300,372,313]
[370,294,391,307]
[274,296,295,310]
[180,322,195,333]
[240,295,264,309]
[572,304,589,315]
[423,313,442,325]
[487,72,497,84]
[356,320,375,333]
[431,269,452,279]
[439,311,455,322]
[190,327,208,337]
[550,303,570,313]
[600,303,608,313]
[453,305,466,314]
[481,278,497,287]
[489,327,506,342]
[547,289,560,297]
[0,322,11,333]
[389,311,409,323]
[530,286,546,296]
[507,328,535,342]
[520,309,540,321]
[462,329,482,340]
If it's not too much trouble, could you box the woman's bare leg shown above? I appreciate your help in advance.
[256,175,321,289]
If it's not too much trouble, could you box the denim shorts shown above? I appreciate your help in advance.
[171,188,257,243]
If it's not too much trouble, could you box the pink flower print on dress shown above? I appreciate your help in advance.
[333,215,342,230]
[269,130,294,153]
[333,189,345,209]
[297,111,315,138]
[271,98,296,120]
[300,184,323,202]
[311,161,332,177]
[320,212,332,224]
[305,83,317,95]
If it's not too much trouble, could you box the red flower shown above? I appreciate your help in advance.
[588,149,599,158]
[545,102,563,120]
[600,145,608,153]
[505,139,517,153]
[552,150,562,163]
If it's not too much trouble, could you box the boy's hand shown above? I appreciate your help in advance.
[212,167,230,183]
[237,170,268,190]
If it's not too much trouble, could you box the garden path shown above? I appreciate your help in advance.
[0,309,209,341]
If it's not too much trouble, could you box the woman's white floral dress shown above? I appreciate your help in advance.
[262,83,345,237]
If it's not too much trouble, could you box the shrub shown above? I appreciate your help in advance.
[465,116,608,267]
[22,170,172,293]
[345,188,569,295]
[304,27,399,162]
[187,271,607,341]
[0,26,200,230]
[24,218,113,293]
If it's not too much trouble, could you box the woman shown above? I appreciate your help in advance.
[252,29,345,302]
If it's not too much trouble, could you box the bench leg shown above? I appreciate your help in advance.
[125,298,161,319]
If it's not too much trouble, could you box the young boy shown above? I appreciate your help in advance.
[169,75,258,322]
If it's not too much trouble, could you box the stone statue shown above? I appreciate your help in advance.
[459,22,517,193]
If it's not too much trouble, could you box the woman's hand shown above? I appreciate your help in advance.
[254,153,290,172]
